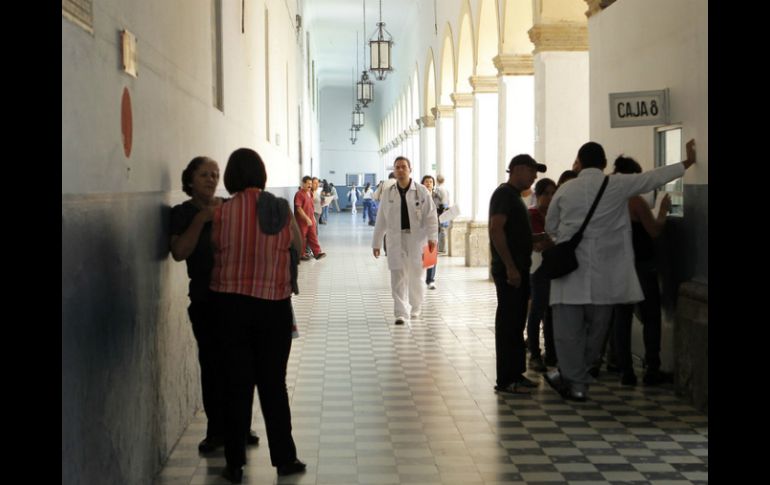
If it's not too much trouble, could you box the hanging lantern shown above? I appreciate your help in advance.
[349,126,358,145]
[352,104,365,129]
[369,0,393,81]
[357,71,374,107]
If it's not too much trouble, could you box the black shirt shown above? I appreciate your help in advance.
[489,183,533,277]
[170,200,217,302]
[397,181,411,230]
[631,220,655,263]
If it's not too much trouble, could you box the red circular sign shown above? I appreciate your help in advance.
[121,87,133,157]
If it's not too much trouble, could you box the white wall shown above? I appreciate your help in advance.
[588,0,708,183]
[318,87,383,184]
[534,51,589,179]
[62,0,305,195]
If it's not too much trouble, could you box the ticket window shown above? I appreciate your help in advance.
[655,125,684,216]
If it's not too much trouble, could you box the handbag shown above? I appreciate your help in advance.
[541,176,609,279]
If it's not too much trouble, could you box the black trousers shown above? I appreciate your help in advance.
[612,262,663,373]
[215,292,298,468]
[493,274,530,387]
[188,299,226,439]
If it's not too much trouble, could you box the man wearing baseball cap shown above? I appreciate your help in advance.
[489,154,546,394]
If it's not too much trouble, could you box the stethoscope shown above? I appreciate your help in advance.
[387,182,424,208]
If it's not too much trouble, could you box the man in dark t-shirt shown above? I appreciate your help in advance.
[488,154,546,394]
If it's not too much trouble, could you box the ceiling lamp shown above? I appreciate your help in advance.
[369,0,393,81]
[357,0,374,106]
[349,126,358,145]
[352,103,364,130]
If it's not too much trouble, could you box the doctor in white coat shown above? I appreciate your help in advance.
[544,140,696,401]
[373,156,438,325]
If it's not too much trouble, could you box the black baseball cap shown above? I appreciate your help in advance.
[506,154,547,173]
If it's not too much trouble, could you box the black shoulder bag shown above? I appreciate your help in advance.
[541,176,609,279]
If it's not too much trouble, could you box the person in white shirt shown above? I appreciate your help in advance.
[435,175,451,252]
[329,183,341,212]
[348,184,360,214]
[372,157,438,325]
[543,140,696,402]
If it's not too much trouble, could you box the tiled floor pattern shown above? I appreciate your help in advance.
[156,212,708,484]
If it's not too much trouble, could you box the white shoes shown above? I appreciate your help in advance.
[410,308,422,318]
[427,282,436,290]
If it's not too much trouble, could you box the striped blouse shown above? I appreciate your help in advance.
[210,188,293,300]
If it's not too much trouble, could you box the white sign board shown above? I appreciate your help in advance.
[609,89,669,128]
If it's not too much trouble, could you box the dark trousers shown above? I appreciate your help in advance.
[493,274,530,387]
[425,265,436,284]
[526,268,556,360]
[216,293,298,468]
[613,262,662,373]
[367,200,378,224]
[188,299,226,439]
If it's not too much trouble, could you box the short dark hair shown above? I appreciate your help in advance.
[388,172,396,179]
[613,155,642,174]
[223,148,267,194]
[577,142,607,170]
[301,175,312,184]
[421,175,435,186]
[534,178,556,197]
[394,156,411,169]
[181,156,217,196]
[557,170,578,186]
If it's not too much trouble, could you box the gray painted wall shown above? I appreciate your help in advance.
[62,0,308,482]
[62,186,299,485]
[62,192,199,485]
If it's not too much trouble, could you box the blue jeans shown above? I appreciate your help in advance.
[526,267,556,360]
[362,199,372,221]
[321,205,329,223]
[426,265,436,284]
[367,200,378,224]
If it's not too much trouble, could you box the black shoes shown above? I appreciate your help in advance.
[644,369,673,385]
[222,465,243,484]
[528,355,547,372]
[621,371,638,386]
[544,369,587,402]
[277,459,307,476]
[200,430,258,453]
[198,436,223,453]
[314,252,327,260]
[495,376,539,394]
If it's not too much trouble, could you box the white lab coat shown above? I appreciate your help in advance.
[372,180,439,271]
[545,163,686,305]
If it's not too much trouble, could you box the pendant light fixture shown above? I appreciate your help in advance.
[369,0,393,81]
[351,48,364,130]
[356,0,374,106]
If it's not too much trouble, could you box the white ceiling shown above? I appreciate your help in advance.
[303,0,419,88]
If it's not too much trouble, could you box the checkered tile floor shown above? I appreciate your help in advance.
[156,211,708,484]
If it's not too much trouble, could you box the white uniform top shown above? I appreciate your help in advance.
[372,180,439,271]
[545,163,686,305]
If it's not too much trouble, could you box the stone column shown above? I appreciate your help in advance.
[494,54,535,184]
[449,93,473,258]
[465,75,498,267]
[529,22,589,179]
[418,115,436,181]
[432,105,455,194]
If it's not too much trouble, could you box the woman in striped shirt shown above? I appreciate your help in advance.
[210,148,306,483]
